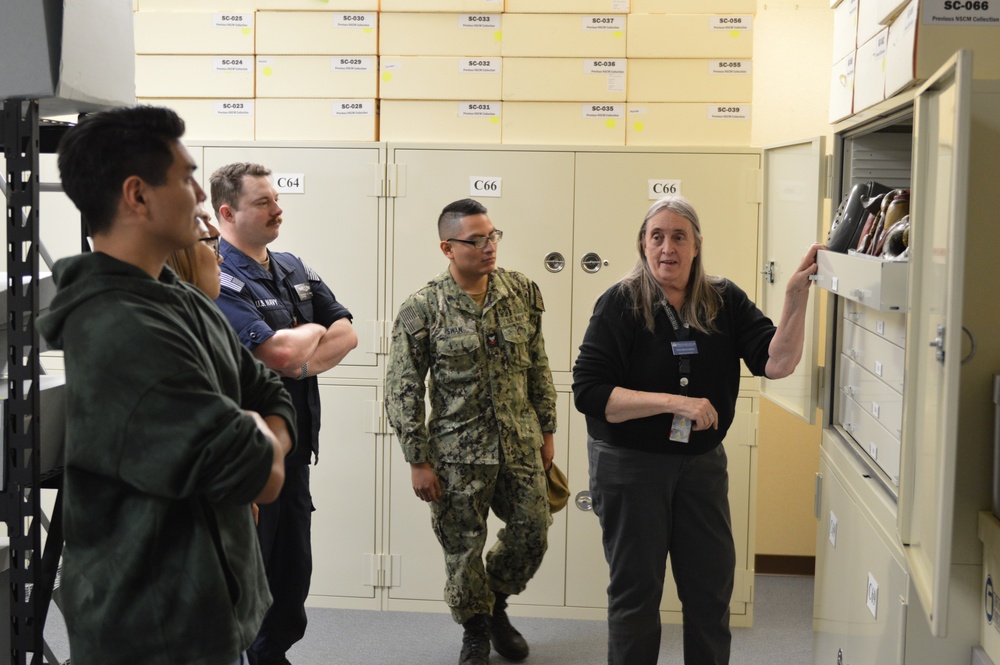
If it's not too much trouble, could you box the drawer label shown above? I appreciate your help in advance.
[460,102,501,118]
[583,104,624,120]
[583,16,626,31]
[866,572,879,619]
[460,59,501,74]
[710,15,753,31]
[332,100,374,117]
[708,104,749,120]
[334,13,375,29]
[214,100,253,116]
[710,60,751,75]
[213,14,251,29]
[460,14,501,29]
[923,0,1000,24]
[213,57,251,73]
[333,57,375,73]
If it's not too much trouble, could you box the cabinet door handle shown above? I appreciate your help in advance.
[581,252,606,274]
[575,491,594,511]
[544,251,565,273]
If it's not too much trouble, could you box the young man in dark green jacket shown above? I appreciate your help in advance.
[37,106,295,665]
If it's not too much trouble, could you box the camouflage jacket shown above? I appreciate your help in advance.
[386,268,557,465]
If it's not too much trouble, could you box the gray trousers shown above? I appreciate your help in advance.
[588,438,735,665]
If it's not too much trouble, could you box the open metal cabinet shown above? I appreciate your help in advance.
[771,50,1000,664]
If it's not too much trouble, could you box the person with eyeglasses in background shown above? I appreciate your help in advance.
[167,206,223,299]
[385,198,558,665]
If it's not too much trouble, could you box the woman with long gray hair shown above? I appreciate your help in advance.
[572,195,821,665]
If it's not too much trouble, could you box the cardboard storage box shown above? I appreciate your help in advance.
[829,52,855,123]
[503,58,626,101]
[504,0,631,11]
[134,12,254,55]
[853,28,887,112]
[630,0,756,12]
[502,101,626,145]
[380,0,503,10]
[502,14,627,57]
[0,0,135,116]
[885,0,1000,97]
[379,13,503,56]
[255,0,378,8]
[379,100,502,143]
[379,56,502,100]
[256,11,378,55]
[625,103,751,146]
[255,98,377,141]
[256,56,377,98]
[627,14,753,58]
[137,98,254,141]
[627,58,752,102]
[832,0,858,63]
[135,55,254,99]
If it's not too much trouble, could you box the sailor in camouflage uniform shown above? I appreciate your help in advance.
[386,198,557,665]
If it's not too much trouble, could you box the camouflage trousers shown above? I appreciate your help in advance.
[430,446,552,624]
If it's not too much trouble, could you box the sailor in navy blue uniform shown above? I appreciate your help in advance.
[211,162,358,665]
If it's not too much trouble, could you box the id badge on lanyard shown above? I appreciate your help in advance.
[664,302,698,443]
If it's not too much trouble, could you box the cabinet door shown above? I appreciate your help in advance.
[385,393,572,606]
[896,51,972,638]
[386,146,576,374]
[309,383,381,606]
[759,138,825,423]
[202,145,384,378]
[572,151,762,377]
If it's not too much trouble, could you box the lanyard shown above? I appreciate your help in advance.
[663,301,693,395]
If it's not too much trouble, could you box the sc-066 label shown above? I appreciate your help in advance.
[924,0,1000,23]
[469,176,502,198]
[648,180,682,200]
[710,15,753,30]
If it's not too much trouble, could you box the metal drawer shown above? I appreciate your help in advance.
[843,299,906,349]
[838,356,903,438]
[840,320,905,393]
[840,394,901,486]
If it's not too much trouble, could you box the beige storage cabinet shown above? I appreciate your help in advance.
[379,101,503,143]
[135,55,254,99]
[380,0,504,10]
[379,56,503,100]
[502,58,626,102]
[885,0,1000,98]
[503,102,626,145]
[627,58,752,102]
[137,98,255,140]
[254,99,378,142]
[255,11,378,55]
[382,145,761,624]
[626,103,751,146]
[133,11,254,55]
[504,0,631,11]
[627,14,753,58]
[379,13,503,56]
[502,14,627,57]
[255,56,378,99]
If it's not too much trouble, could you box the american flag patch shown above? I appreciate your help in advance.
[220,273,245,293]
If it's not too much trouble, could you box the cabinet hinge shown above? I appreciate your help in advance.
[814,473,823,520]
[365,553,401,588]
[823,154,834,200]
[374,319,392,355]
[384,163,405,198]
[748,411,759,448]
[747,167,762,203]
[369,400,390,435]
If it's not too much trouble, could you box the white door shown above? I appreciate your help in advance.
[202,144,385,379]
[759,138,825,423]
[896,50,972,638]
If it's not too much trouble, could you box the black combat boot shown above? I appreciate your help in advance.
[485,592,529,661]
[460,614,491,665]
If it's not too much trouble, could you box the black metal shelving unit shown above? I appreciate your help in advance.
[1,98,71,665]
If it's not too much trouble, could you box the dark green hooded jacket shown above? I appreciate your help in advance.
[37,252,297,665]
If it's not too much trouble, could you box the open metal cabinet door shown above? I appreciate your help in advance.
[759,137,825,423]
[896,50,973,638]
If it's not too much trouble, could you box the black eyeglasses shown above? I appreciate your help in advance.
[199,235,221,258]
[447,229,503,250]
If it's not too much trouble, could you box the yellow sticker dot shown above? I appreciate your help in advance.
[242,28,252,35]
[263,66,273,77]
[490,116,499,124]
[382,72,393,82]
[494,31,502,41]
[729,30,741,38]
[613,31,623,38]
[634,121,645,132]
[363,27,373,33]
[606,119,617,129]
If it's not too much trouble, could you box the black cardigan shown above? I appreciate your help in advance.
[572,279,775,455]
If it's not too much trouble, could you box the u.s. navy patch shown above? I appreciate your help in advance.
[531,282,545,312]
